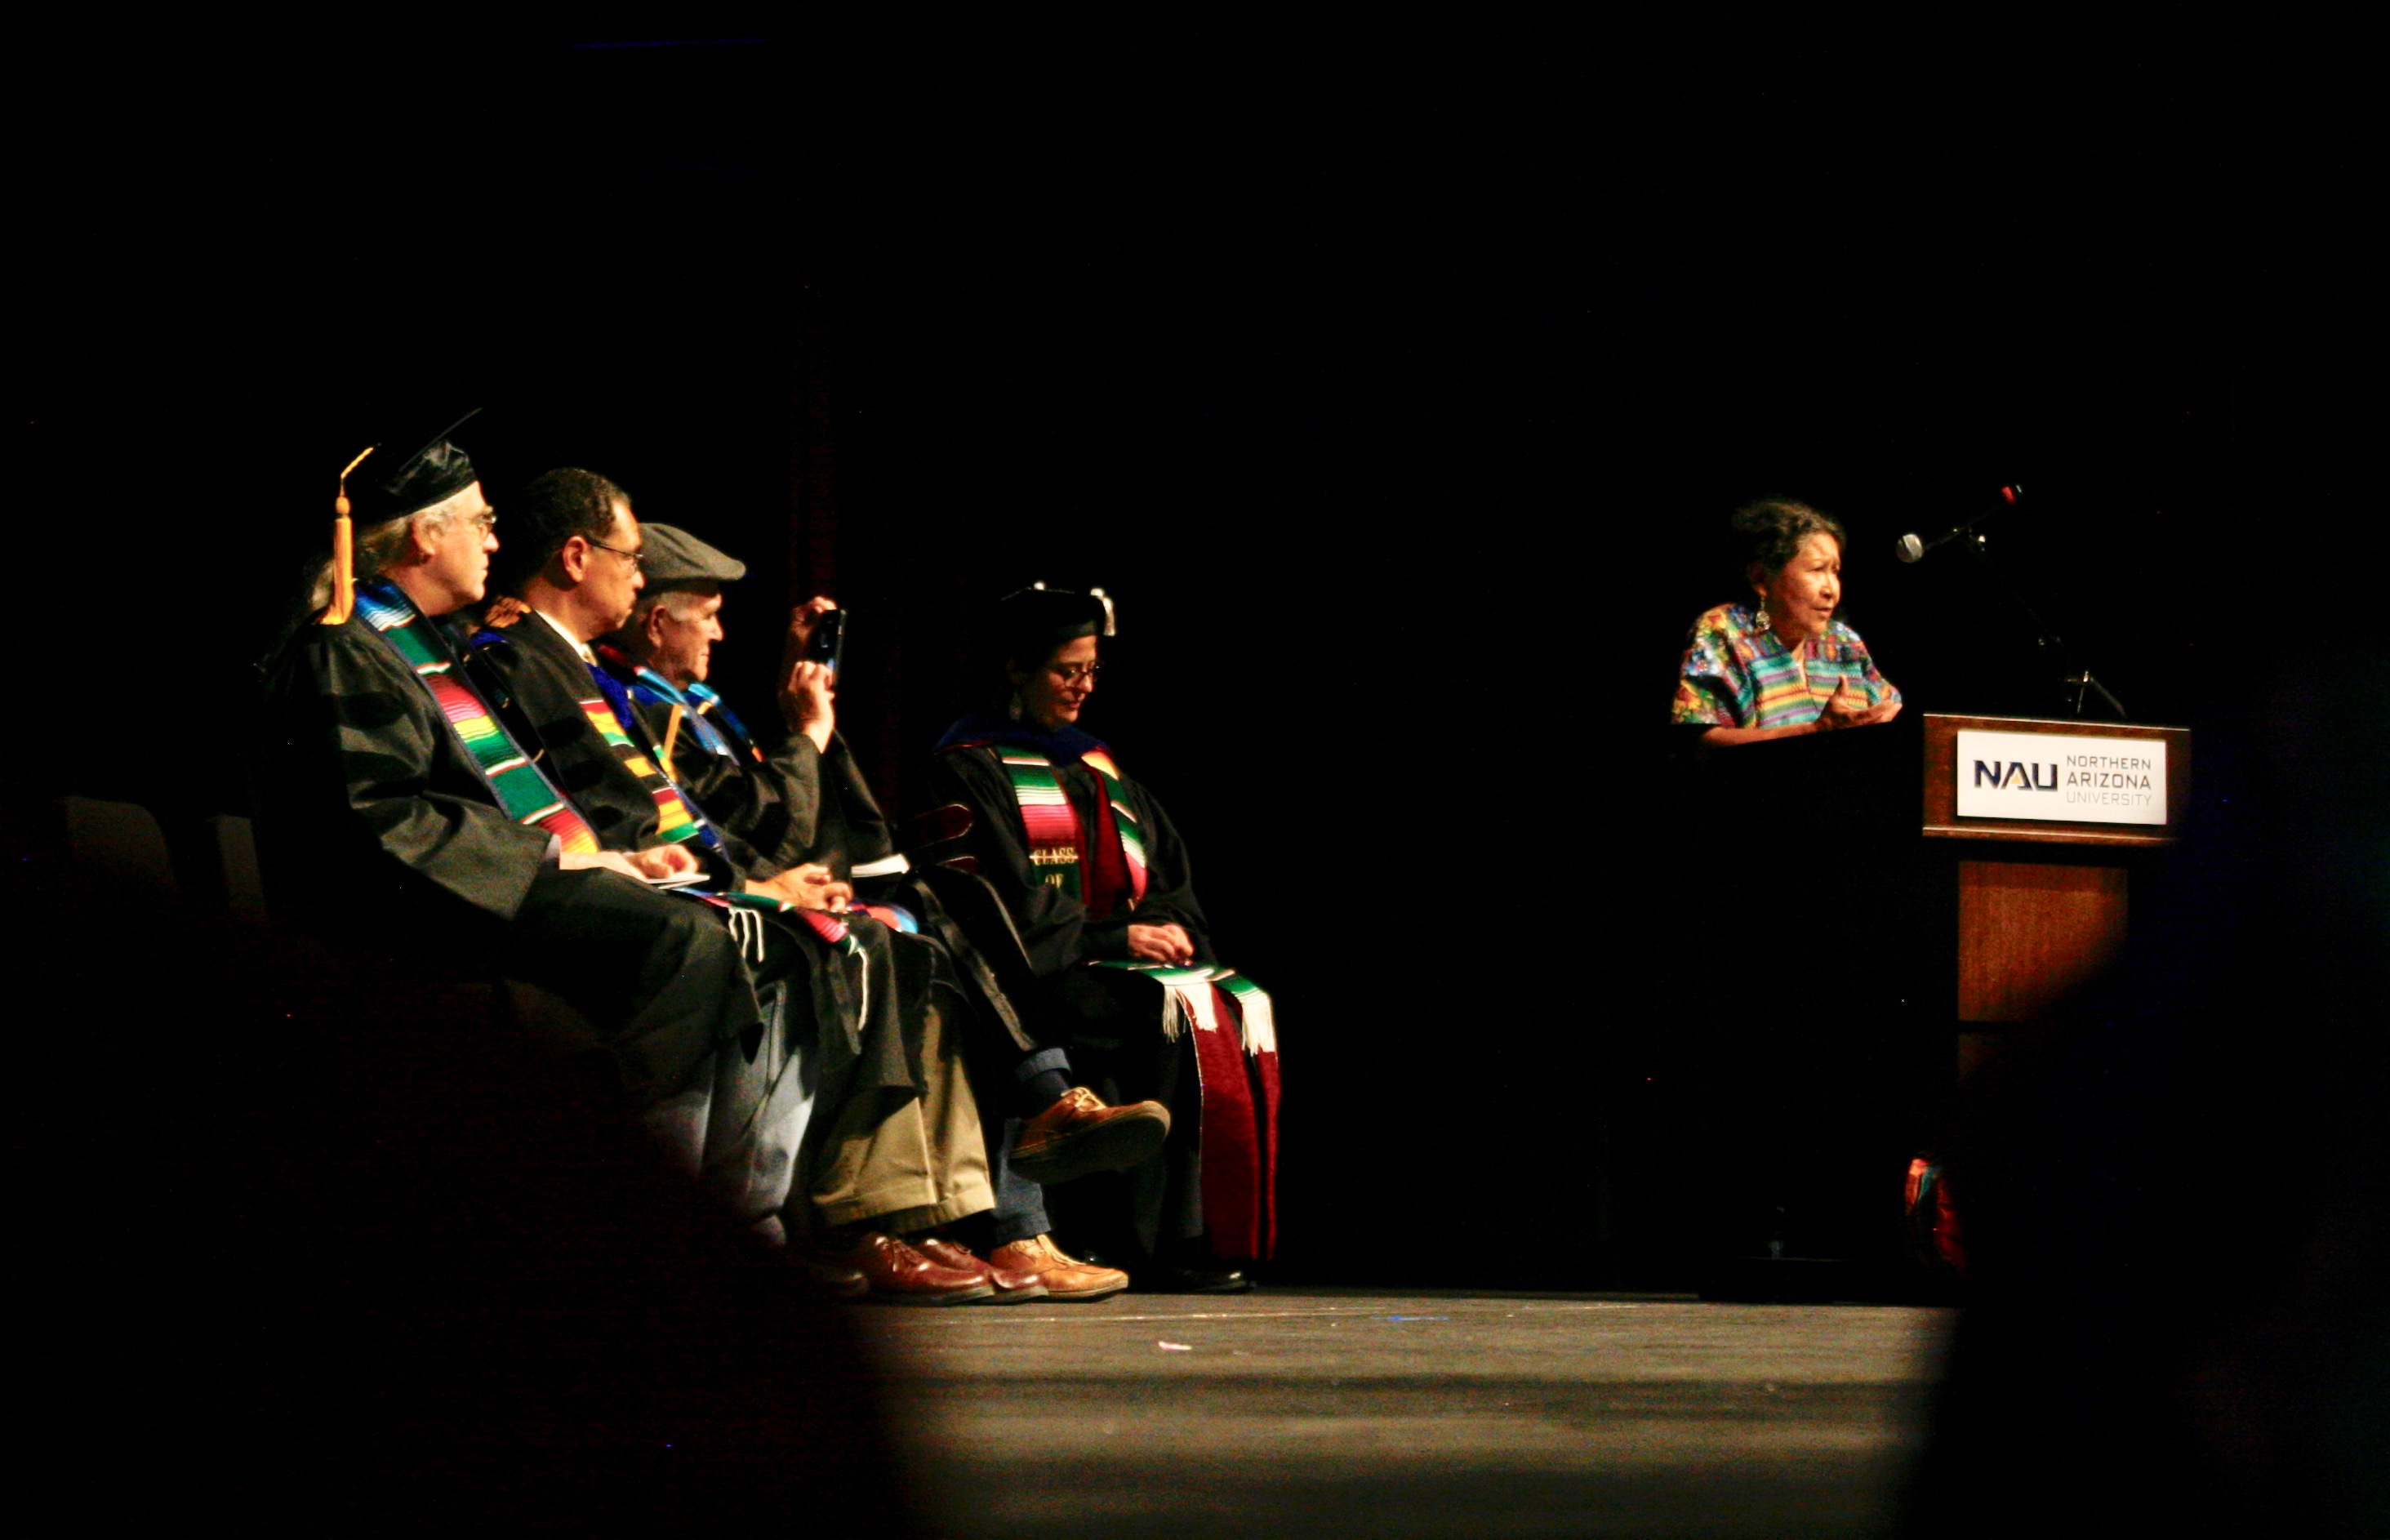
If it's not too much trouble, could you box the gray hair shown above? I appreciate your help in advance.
[602,586,715,656]
[305,485,480,612]
[637,588,717,625]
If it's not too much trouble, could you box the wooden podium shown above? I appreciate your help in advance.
[1919,714,2190,1070]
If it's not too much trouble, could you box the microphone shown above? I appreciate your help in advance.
[1896,484,2023,563]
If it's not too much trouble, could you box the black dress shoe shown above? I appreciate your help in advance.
[787,1250,871,1301]
[1132,1264,1255,1294]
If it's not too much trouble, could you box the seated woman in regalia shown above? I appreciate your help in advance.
[923,585,1278,1293]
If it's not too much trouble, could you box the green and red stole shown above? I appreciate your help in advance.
[966,732,1279,1260]
[355,581,600,854]
[1097,961,1281,1263]
[993,746,1150,916]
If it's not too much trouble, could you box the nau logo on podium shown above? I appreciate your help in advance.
[1956,728,2169,826]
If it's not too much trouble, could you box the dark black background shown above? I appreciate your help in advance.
[19,24,2357,1285]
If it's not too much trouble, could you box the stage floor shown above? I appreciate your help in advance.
[860,1288,1954,1539]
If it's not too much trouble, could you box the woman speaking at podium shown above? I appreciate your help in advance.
[1662,497,1922,1283]
[1671,499,1903,741]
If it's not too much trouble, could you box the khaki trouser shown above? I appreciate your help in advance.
[799,992,994,1234]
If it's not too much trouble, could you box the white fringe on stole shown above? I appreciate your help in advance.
[1231,984,1276,1057]
[1149,969,1274,1057]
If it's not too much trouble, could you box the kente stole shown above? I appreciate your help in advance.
[993,746,1150,912]
[355,582,599,854]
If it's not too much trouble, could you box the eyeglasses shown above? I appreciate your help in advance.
[1048,662,1104,684]
[585,536,645,570]
[466,510,499,535]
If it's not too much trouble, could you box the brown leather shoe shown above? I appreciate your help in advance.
[1010,1086,1172,1185]
[837,1231,995,1305]
[987,1234,1129,1302]
[910,1235,1050,1304]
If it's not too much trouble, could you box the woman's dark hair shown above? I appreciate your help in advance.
[490,467,630,596]
[1732,498,1847,585]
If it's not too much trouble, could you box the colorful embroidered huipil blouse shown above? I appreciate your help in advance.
[1670,602,1900,730]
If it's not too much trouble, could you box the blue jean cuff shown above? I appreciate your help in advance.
[988,1208,1051,1248]
[1011,1046,1073,1084]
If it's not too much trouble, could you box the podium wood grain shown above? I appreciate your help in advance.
[1956,858,2130,1021]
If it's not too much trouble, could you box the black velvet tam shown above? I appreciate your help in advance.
[345,407,483,522]
[994,583,1114,665]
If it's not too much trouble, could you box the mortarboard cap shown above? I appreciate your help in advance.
[345,407,485,524]
[319,407,483,625]
[637,523,749,590]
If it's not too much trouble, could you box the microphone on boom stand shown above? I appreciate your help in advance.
[1891,482,2129,719]
[1896,484,2023,563]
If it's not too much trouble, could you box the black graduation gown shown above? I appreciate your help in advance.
[625,684,894,883]
[925,744,1213,979]
[925,739,1222,1257]
[465,612,701,860]
[253,609,757,1106]
[468,609,919,1111]
[633,683,1043,1062]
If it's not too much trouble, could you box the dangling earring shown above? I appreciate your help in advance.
[1006,688,1025,723]
[1753,599,1772,632]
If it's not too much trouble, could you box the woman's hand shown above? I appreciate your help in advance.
[1817,682,1902,732]
[1127,922,1196,965]
[749,862,852,912]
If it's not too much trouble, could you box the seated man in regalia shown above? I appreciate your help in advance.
[253,415,805,1259]
[465,470,1140,1301]
[595,522,1170,1301]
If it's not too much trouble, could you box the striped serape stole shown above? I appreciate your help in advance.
[995,746,1149,911]
[1078,750,1150,904]
[1097,960,1280,1262]
[700,888,857,950]
[356,581,599,854]
[995,748,1087,898]
[576,664,719,852]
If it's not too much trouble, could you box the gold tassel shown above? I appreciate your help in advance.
[661,702,684,766]
[319,445,377,625]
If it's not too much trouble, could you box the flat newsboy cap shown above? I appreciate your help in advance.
[346,407,483,523]
[636,523,749,590]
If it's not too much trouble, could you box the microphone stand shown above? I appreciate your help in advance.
[1952,532,2130,720]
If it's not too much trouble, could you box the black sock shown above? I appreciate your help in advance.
[1019,1069,1073,1117]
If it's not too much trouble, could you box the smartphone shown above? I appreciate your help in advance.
[805,608,846,679]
